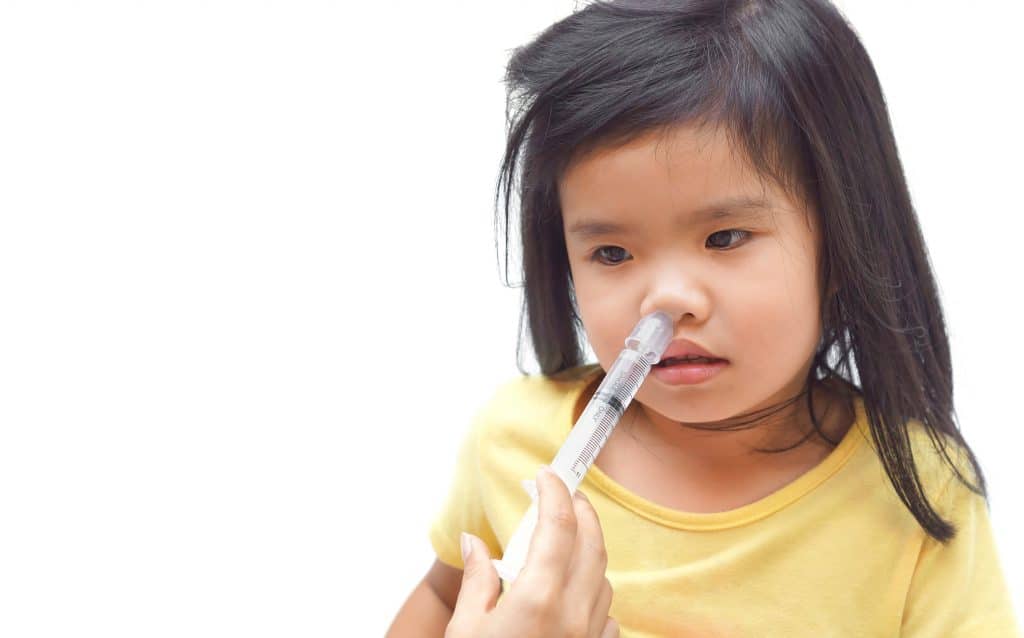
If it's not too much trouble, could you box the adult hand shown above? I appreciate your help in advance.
[445,466,619,638]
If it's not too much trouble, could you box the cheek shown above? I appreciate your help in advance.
[574,275,632,367]
[734,245,821,368]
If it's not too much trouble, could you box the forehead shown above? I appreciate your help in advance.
[559,123,770,217]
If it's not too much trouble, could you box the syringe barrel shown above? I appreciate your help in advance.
[491,311,673,584]
[549,348,649,493]
[549,310,673,492]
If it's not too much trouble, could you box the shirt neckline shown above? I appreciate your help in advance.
[558,366,868,530]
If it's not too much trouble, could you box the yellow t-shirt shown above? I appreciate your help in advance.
[428,365,1019,637]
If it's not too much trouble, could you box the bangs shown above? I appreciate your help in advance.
[504,0,817,224]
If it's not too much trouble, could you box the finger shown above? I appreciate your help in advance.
[449,533,500,625]
[566,489,609,601]
[587,578,613,637]
[600,617,620,638]
[519,466,577,588]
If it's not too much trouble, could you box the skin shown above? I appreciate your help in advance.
[559,122,854,509]
[447,467,620,638]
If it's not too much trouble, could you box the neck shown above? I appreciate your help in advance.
[622,377,855,472]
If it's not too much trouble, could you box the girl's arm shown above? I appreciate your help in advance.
[385,559,463,637]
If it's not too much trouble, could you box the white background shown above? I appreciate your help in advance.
[0,1,1020,636]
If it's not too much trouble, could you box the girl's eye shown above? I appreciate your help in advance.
[589,245,632,265]
[588,231,751,264]
[706,229,751,250]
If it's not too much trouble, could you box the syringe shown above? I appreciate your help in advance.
[491,311,674,583]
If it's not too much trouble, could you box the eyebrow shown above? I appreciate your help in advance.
[565,195,773,240]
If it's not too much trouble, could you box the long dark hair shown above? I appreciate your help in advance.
[493,0,984,542]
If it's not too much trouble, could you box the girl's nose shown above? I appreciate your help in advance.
[638,269,711,324]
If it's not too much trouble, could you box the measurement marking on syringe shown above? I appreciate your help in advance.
[569,371,649,477]
[572,409,621,476]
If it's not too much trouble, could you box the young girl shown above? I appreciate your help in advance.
[388,0,1019,636]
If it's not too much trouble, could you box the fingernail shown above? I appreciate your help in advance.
[460,532,473,563]
[574,489,589,502]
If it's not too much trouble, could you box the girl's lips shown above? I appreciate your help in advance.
[658,338,722,362]
[651,359,728,385]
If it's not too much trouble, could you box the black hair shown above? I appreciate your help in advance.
[494,0,985,542]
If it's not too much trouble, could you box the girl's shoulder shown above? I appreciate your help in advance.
[468,363,603,441]
[898,414,983,511]
[545,362,604,384]
[487,363,603,404]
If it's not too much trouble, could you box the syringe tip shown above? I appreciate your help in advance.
[625,311,674,364]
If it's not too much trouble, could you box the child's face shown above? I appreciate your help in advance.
[559,123,823,424]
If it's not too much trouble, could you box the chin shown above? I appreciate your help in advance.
[635,388,741,424]
[634,378,765,423]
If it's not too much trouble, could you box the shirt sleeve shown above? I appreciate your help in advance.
[427,400,502,571]
[899,471,1021,637]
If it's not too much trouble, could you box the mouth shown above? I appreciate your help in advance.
[655,338,726,367]
[655,355,727,367]
[651,354,729,385]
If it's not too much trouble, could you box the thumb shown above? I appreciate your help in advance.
[451,533,500,616]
